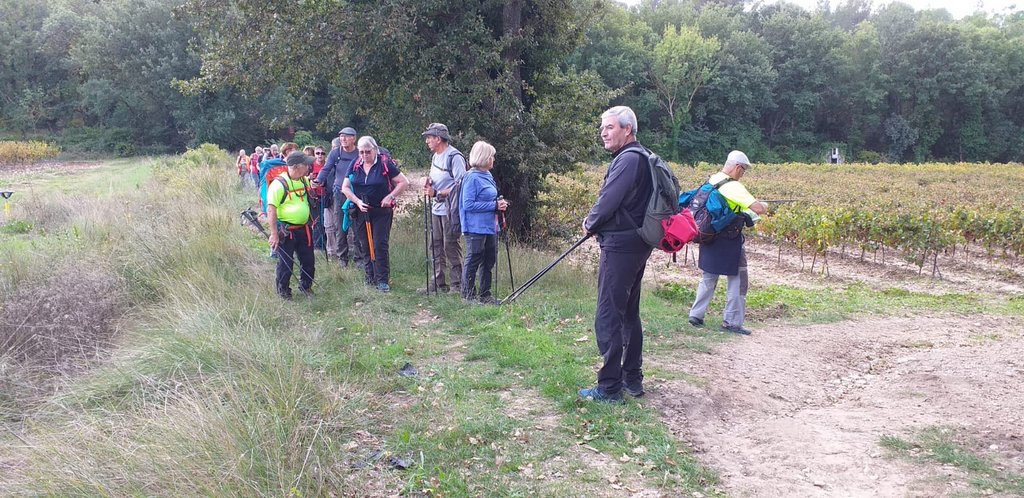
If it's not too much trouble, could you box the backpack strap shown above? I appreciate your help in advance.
[712,177,734,189]
[274,174,310,206]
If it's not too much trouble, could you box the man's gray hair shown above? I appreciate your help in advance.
[357,136,379,151]
[601,106,638,135]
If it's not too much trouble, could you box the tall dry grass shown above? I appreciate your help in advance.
[1,145,398,495]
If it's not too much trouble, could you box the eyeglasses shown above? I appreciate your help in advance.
[358,149,374,155]
[314,152,324,156]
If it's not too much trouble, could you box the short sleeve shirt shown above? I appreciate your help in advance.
[708,172,756,212]
[267,174,311,225]
[346,155,402,208]
[429,146,467,216]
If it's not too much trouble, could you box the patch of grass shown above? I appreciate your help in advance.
[880,426,1024,494]
[745,283,984,324]
[0,219,32,234]
[879,434,913,452]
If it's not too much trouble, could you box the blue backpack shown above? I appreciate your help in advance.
[678,177,740,243]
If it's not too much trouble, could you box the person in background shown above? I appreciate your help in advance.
[236,149,249,184]
[688,150,768,336]
[267,151,316,299]
[459,141,508,304]
[259,142,297,215]
[305,145,327,252]
[310,146,326,178]
[249,147,263,190]
[317,128,362,267]
[340,136,410,292]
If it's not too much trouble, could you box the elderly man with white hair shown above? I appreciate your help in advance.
[688,150,768,335]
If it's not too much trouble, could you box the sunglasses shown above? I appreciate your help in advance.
[314,152,324,156]
[358,149,374,154]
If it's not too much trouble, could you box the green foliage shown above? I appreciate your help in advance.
[649,25,720,160]
[0,220,33,235]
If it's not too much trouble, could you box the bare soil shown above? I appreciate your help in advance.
[642,240,1024,497]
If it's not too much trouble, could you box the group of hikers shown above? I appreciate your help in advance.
[235,106,767,405]
[235,123,507,302]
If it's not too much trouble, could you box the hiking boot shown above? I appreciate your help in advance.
[377,282,391,293]
[721,324,752,335]
[688,316,705,327]
[578,386,624,404]
[299,287,314,298]
[478,296,500,306]
[623,380,645,398]
[277,290,293,300]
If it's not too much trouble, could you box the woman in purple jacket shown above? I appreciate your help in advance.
[459,141,509,304]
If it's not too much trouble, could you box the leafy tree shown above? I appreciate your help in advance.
[648,25,719,160]
[182,0,614,232]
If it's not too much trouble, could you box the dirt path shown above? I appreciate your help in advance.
[645,314,1024,497]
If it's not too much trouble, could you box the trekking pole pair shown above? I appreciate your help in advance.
[423,194,439,295]
[501,233,591,306]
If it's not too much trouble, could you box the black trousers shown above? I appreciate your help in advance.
[275,224,315,296]
[594,247,652,395]
[353,207,393,285]
[462,233,497,299]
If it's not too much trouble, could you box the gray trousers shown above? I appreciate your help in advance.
[690,253,748,327]
[429,213,462,291]
[324,199,362,264]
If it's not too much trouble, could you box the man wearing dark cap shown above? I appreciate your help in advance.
[268,151,317,299]
[420,122,467,294]
[316,127,362,267]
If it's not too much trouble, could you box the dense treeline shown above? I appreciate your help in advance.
[3,0,1023,226]
[595,0,1024,164]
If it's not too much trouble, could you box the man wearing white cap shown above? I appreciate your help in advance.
[688,150,768,335]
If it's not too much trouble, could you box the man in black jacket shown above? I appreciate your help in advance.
[579,106,653,404]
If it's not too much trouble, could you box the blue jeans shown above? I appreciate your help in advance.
[462,233,496,299]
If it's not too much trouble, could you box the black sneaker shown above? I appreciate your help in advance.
[688,316,705,327]
[277,291,293,300]
[623,381,645,397]
[721,324,752,335]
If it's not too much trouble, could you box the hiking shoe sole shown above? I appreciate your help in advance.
[721,325,752,335]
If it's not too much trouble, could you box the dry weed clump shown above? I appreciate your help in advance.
[0,141,60,165]
[0,262,126,370]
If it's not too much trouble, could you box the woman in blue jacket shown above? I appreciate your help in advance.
[459,141,509,304]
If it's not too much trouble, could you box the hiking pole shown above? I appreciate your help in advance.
[427,192,438,295]
[499,205,514,291]
[423,194,431,294]
[241,208,270,238]
[365,217,376,263]
[501,233,591,306]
